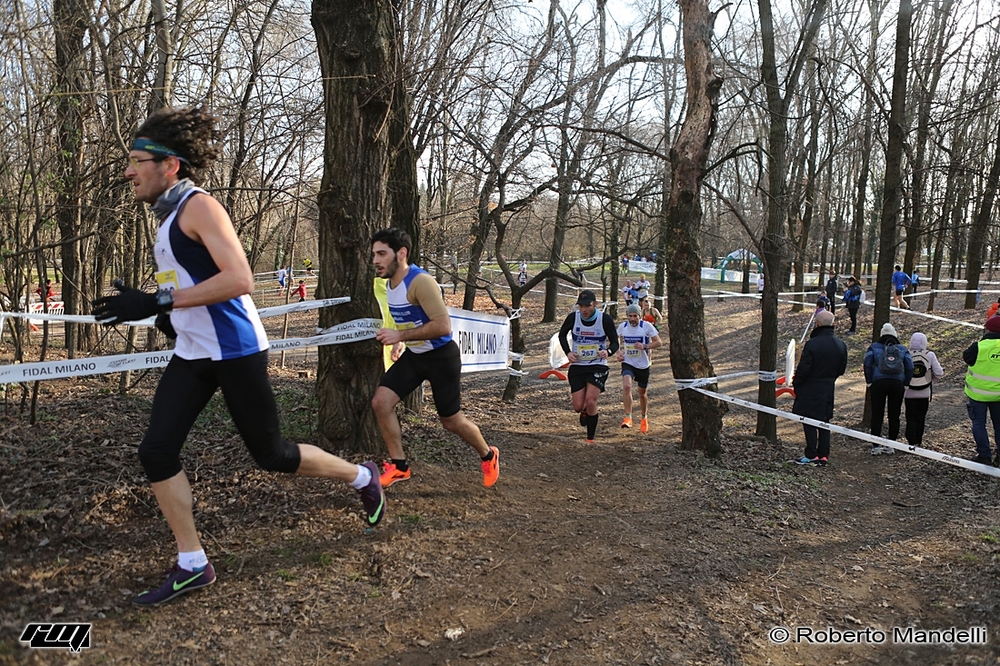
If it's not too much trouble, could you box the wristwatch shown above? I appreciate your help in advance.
[155,289,174,313]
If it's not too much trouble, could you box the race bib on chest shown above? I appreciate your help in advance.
[397,321,420,347]
[578,344,599,360]
[626,344,642,357]
[155,269,179,292]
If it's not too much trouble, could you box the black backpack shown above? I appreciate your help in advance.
[878,343,905,375]
[908,349,931,389]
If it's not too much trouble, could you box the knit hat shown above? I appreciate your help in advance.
[986,316,1000,333]
[815,310,834,327]
[626,304,641,316]
[909,332,928,351]
[880,323,898,338]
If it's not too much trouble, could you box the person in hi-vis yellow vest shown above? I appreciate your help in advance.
[373,277,397,371]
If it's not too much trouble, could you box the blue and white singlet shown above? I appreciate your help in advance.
[571,311,609,366]
[153,187,269,361]
[616,320,657,370]
[386,265,451,355]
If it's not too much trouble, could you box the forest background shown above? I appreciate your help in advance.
[2,0,1000,449]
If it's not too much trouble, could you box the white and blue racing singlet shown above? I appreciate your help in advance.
[571,311,609,366]
[386,265,451,355]
[617,320,657,370]
[153,187,269,361]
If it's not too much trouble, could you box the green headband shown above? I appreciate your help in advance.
[131,138,190,164]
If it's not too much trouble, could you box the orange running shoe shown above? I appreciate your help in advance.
[585,439,595,445]
[640,417,648,433]
[380,462,411,488]
[621,416,632,429]
[481,446,500,487]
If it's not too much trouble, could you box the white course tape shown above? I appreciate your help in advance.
[257,297,351,318]
[0,317,382,385]
[888,304,982,329]
[675,371,756,390]
[1,296,353,325]
[678,382,1000,478]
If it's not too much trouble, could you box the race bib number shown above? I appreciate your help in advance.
[626,344,642,357]
[397,322,420,347]
[155,269,179,292]
[577,344,599,360]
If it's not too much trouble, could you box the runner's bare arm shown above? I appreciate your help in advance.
[171,194,254,308]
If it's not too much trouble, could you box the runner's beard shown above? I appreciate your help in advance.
[379,256,400,279]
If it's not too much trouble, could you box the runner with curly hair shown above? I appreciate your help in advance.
[92,106,386,606]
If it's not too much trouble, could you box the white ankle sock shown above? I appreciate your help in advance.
[179,550,208,571]
[350,464,372,490]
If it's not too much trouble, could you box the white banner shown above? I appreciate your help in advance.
[0,310,515,383]
[629,260,657,275]
[448,307,510,373]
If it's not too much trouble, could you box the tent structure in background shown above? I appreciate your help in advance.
[716,249,762,282]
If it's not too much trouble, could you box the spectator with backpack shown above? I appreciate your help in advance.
[842,277,863,335]
[963,315,1000,465]
[864,323,913,455]
[904,332,944,448]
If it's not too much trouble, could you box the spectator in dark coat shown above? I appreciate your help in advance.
[792,310,848,466]
[825,272,838,313]
[842,277,863,335]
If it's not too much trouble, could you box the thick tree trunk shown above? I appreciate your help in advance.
[664,0,726,456]
[873,0,912,342]
[313,0,404,454]
[54,0,88,356]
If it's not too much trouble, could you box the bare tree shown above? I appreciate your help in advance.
[663,0,726,455]
[755,0,829,443]
[870,0,913,348]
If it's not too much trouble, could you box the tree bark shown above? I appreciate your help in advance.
[755,0,828,443]
[54,0,88,356]
[312,0,404,454]
[872,0,912,342]
[664,0,726,455]
[965,123,1000,309]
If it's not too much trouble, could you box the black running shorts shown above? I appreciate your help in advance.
[621,363,651,389]
[379,340,463,417]
[568,364,610,393]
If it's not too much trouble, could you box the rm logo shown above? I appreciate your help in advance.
[19,623,92,652]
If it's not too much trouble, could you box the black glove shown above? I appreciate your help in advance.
[92,280,159,325]
[155,312,177,339]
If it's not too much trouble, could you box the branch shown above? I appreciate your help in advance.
[3,231,99,258]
